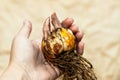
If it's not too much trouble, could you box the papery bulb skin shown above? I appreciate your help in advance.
[42,28,75,59]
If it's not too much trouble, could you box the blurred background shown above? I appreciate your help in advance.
[0,0,120,80]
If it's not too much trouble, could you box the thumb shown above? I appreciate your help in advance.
[17,20,32,38]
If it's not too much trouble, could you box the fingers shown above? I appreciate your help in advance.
[74,28,84,55]
[77,42,84,55]
[43,17,50,40]
[75,31,84,42]
[62,18,83,41]
[61,18,74,28]
[17,20,32,38]
[75,31,84,55]
[62,18,84,55]
[43,13,62,40]
[69,24,79,34]
[51,13,61,28]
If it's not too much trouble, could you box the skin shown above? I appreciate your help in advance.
[0,18,84,80]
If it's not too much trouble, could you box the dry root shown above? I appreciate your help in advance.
[45,50,97,80]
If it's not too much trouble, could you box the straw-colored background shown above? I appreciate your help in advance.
[0,0,120,80]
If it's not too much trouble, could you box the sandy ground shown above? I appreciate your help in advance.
[0,0,120,80]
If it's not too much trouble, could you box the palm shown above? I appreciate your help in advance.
[11,36,58,80]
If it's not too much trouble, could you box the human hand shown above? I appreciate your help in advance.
[0,18,84,80]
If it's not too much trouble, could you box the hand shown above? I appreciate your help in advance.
[0,18,84,80]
